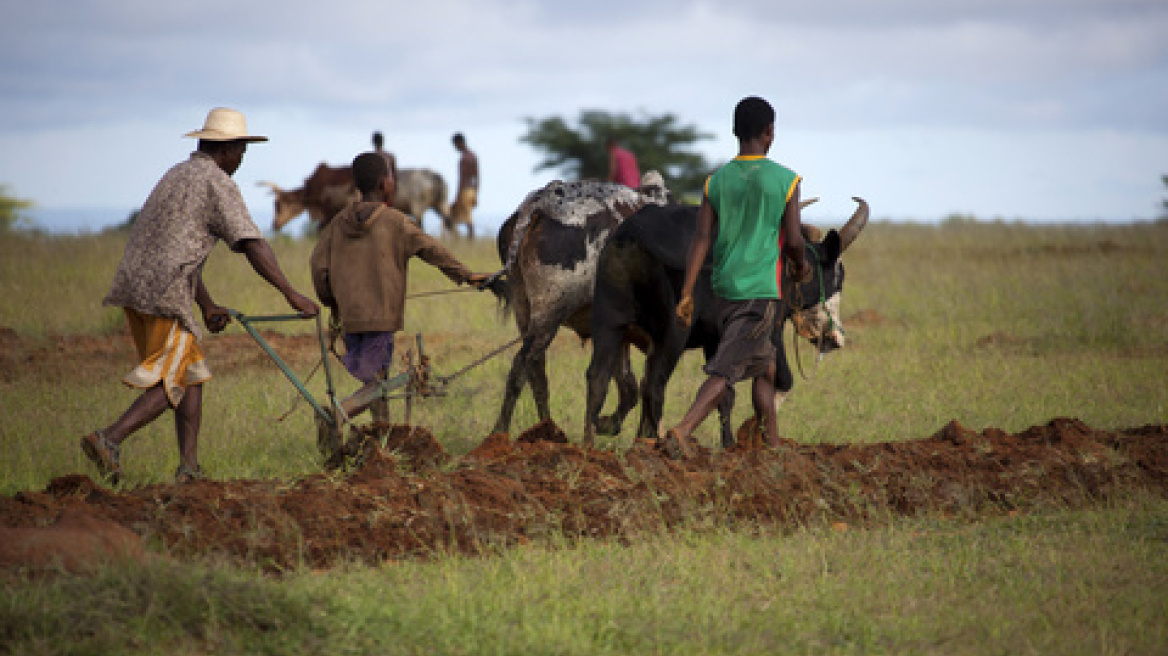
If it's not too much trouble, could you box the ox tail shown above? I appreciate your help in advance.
[488,182,560,320]
[484,273,512,318]
[501,184,554,273]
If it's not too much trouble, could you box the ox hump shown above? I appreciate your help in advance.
[532,180,647,228]
[501,173,671,274]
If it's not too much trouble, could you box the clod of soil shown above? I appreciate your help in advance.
[975,330,1032,349]
[844,308,888,329]
[2,417,1165,573]
[0,506,146,574]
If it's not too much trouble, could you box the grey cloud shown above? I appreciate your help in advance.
[1,0,1166,134]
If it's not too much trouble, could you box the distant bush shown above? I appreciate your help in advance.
[0,184,33,232]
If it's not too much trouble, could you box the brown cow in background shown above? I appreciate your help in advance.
[261,165,456,235]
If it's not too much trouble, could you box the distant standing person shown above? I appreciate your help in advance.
[371,131,398,183]
[607,137,641,188]
[81,108,319,484]
[450,132,478,239]
[662,96,811,459]
[371,131,399,205]
[310,152,489,431]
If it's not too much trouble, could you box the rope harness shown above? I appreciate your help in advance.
[786,243,836,381]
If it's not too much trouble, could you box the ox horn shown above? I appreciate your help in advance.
[256,181,283,194]
[799,197,819,209]
[838,197,870,253]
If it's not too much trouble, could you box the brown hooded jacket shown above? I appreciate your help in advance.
[310,202,472,333]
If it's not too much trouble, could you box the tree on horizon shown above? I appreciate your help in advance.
[1161,175,1168,220]
[520,110,714,202]
[0,184,33,232]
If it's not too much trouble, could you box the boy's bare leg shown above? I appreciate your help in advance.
[341,366,391,421]
[174,384,202,470]
[750,364,779,445]
[670,375,729,440]
[663,376,729,458]
[340,380,380,419]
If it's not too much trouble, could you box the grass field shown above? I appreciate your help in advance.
[1,219,1167,654]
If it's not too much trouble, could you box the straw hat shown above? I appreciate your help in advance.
[183,107,268,142]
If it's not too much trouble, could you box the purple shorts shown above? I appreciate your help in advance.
[341,332,395,383]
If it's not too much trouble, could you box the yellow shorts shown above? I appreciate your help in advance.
[121,308,211,406]
[451,188,477,224]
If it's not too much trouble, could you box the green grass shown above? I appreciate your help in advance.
[3,497,1166,655]
[2,220,1167,654]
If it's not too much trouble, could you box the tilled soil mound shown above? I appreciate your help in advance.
[2,418,1166,572]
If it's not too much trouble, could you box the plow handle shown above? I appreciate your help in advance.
[226,309,340,428]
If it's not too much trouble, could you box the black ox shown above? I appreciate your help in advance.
[584,198,869,446]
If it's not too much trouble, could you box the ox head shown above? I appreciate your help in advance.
[786,197,870,353]
[258,181,306,231]
[637,170,671,205]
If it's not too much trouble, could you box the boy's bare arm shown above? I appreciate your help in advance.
[781,182,811,283]
[404,226,490,287]
[677,195,715,326]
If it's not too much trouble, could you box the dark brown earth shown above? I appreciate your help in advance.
[3,327,1166,573]
[2,417,1165,573]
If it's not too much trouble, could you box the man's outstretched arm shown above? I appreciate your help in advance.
[238,238,319,317]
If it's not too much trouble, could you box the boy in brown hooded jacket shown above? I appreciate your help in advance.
[310,151,488,424]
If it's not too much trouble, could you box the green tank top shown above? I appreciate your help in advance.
[706,156,800,300]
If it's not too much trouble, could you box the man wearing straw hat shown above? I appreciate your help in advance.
[81,107,319,485]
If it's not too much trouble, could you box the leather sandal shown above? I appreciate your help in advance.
[81,431,122,484]
[662,429,698,460]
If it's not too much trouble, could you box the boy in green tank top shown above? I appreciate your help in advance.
[664,96,812,458]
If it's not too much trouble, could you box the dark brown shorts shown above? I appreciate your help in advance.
[702,298,778,384]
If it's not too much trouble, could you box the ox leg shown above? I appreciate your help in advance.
[717,384,737,449]
[610,343,639,430]
[702,342,738,448]
[491,331,556,435]
[597,343,637,436]
[636,333,688,441]
[528,346,553,424]
[586,332,637,443]
[584,332,621,446]
[492,336,535,435]
[773,320,795,398]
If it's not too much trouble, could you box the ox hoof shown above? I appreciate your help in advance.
[595,415,622,436]
[633,437,660,449]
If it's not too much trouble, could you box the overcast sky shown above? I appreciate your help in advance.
[2,0,1166,234]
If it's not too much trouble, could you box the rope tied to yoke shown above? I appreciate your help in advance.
[786,243,832,381]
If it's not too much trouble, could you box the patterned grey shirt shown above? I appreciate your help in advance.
[104,152,262,338]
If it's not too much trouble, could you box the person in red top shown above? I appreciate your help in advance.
[606,137,641,188]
